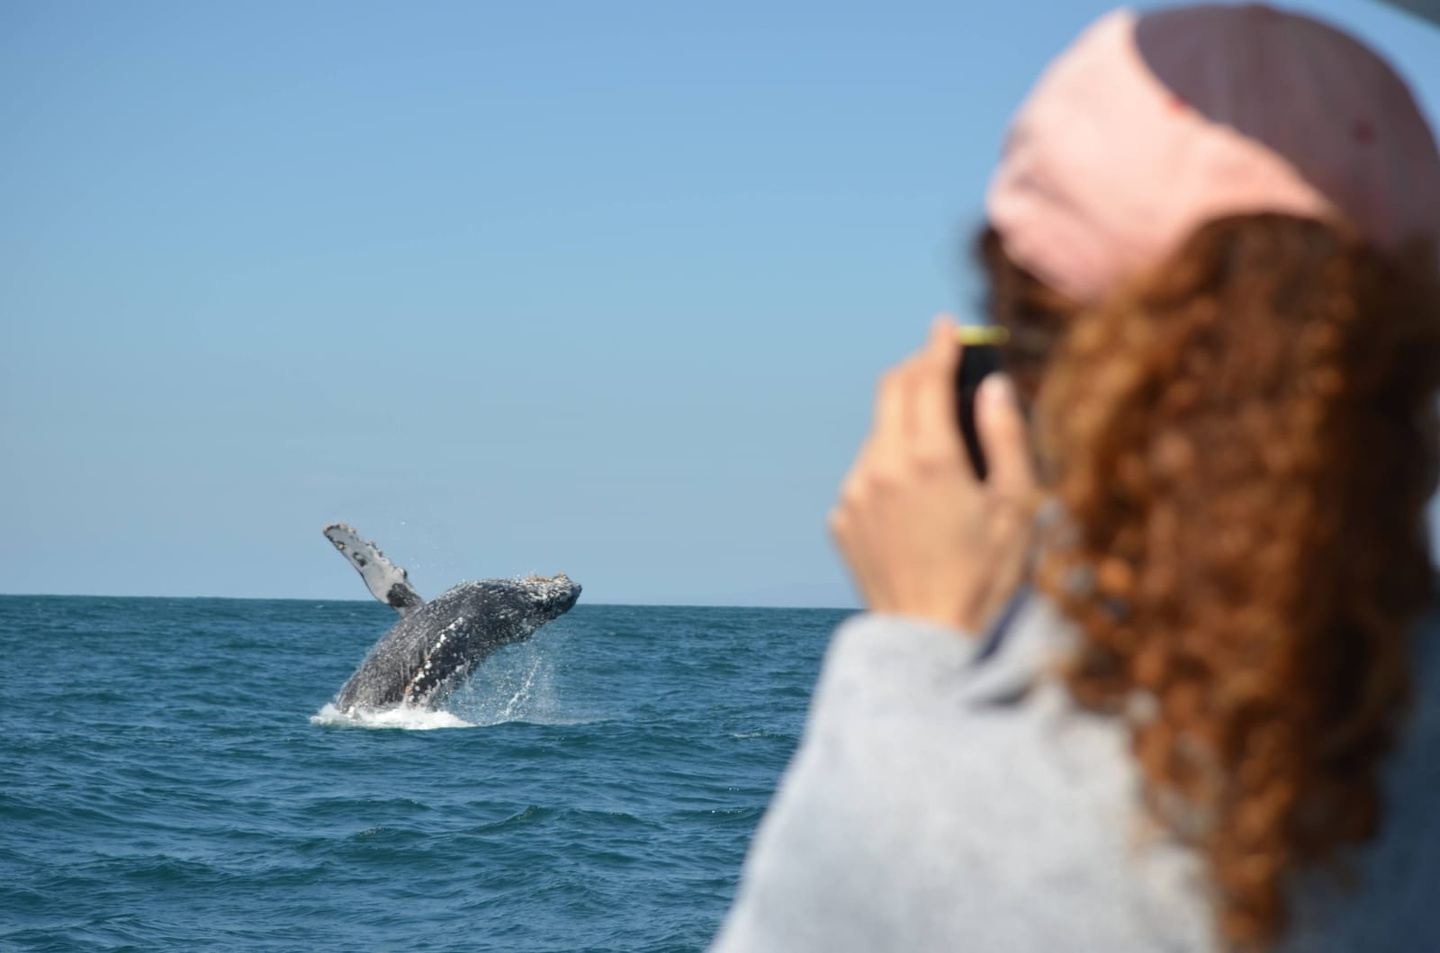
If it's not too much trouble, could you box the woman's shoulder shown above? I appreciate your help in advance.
[711,595,1440,953]
[711,595,1215,953]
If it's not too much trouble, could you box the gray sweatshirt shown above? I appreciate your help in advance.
[709,595,1440,952]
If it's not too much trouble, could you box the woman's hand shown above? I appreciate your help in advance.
[829,317,1039,633]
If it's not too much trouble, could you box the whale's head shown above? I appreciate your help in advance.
[513,572,582,621]
[427,573,581,632]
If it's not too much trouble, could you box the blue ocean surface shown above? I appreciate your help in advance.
[0,596,846,952]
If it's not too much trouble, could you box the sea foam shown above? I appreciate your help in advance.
[309,703,474,730]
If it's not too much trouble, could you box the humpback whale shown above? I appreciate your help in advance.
[324,523,581,713]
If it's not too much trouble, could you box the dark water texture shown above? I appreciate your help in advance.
[0,596,845,952]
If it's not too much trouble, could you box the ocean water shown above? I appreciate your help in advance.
[0,596,846,952]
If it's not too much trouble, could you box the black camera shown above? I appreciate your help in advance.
[954,328,1007,480]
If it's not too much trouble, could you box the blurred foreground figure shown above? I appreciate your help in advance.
[711,6,1440,951]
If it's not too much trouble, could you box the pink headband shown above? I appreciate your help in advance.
[986,5,1440,303]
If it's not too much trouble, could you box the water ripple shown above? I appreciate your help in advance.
[0,596,843,952]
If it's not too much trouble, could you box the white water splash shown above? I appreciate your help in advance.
[309,703,474,731]
[310,632,598,731]
[449,639,566,726]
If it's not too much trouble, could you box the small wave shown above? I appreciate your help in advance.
[309,703,474,731]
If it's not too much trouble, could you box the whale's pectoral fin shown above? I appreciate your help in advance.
[323,523,425,615]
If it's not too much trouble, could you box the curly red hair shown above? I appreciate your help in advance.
[980,214,1440,948]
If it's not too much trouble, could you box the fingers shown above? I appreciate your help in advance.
[926,313,960,361]
[912,317,965,464]
[872,364,910,456]
[830,441,890,611]
[830,322,1039,631]
[976,373,1037,499]
[969,377,1038,627]
[836,315,987,619]
[869,316,966,466]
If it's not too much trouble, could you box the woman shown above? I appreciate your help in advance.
[710,6,1440,952]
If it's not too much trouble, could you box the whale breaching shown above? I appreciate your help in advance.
[323,523,581,713]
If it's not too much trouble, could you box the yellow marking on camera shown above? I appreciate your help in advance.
[955,326,1010,346]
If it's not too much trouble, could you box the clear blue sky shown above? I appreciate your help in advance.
[3,1,1438,606]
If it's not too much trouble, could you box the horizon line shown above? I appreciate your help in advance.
[0,591,855,613]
